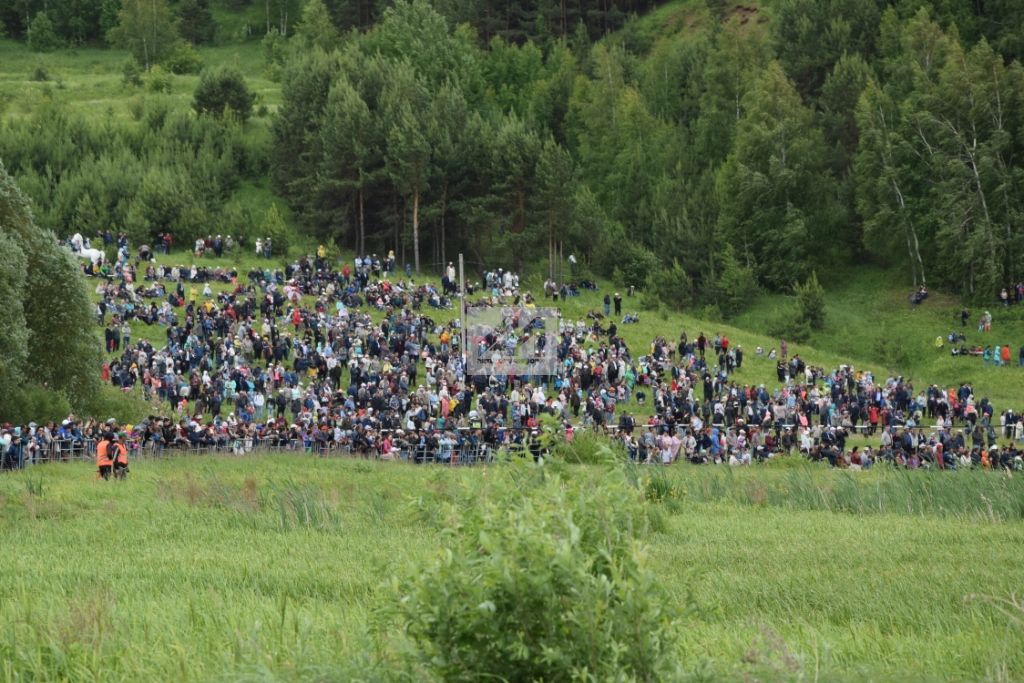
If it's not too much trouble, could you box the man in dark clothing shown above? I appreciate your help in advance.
[613,293,622,316]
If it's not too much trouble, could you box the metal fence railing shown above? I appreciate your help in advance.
[0,436,517,471]
[2,418,1018,472]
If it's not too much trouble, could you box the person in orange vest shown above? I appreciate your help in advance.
[112,435,129,480]
[96,435,113,480]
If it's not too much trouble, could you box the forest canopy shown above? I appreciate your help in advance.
[4,0,1024,309]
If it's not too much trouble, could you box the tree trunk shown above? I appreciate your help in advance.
[412,188,421,274]
[398,195,405,264]
[966,149,998,272]
[558,240,564,288]
[439,181,447,269]
[891,178,925,286]
[358,185,365,256]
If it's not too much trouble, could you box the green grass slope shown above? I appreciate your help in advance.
[731,267,1024,406]
[0,40,280,124]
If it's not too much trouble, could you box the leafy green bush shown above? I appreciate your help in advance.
[612,241,658,290]
[194,66,255,121]
[262,27,288,68]
[122,61,142,87]
[766,306,812,343]
[27,12,62,52]
[145,66,172,93]
[551,428,627,464]
[388,465,682,680]
[874,337,911,369]
[30,66,49,82]
[259,203,290,256]
[795,271,826,330]
[713,244,759,318]
[82,386,152,424]
[165,42,204,75]
[642,258,693,311]
[2,385,72,425]
[128,96,145,120]
[221,201,257,243]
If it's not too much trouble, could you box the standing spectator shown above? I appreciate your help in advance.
[603,293,611,316]
[613,292,622,316]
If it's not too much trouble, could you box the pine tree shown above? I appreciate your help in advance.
[178,0,216,44]
[28,11,62,52]
[295,0,340,51]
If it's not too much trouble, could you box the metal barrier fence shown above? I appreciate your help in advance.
[0,436,515,471]
[2,419,1016,472]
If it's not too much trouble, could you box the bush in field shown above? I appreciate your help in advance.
[767,305,812,344]
[28,12,62,52]
[612,241,658,291]
[795,270,826,330]
[165,42,204,75]
[643,258,693,311]
[259,203,290,256]
[713,243,759,318]
[146,65,172,93]
[193,66,256,121]
[389,465,681,680]
[122,61,143,87]
[551,427,628,464]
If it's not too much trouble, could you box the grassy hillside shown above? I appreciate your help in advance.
[0,40,280,123]
[0,456,1021,681]
[732,267,1024,407]
[612,0,770,52]
[88,245,1024,426]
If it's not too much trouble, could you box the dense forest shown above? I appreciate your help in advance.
[4,0,1024,311]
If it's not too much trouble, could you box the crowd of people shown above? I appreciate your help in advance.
[4,235,1024,474]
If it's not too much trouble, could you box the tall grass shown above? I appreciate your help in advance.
[669,461,1024,521]
[0,456,1022,680]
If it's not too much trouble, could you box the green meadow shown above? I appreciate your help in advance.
[0,455,1022,681]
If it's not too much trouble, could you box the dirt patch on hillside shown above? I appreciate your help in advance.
[729,4,761,25]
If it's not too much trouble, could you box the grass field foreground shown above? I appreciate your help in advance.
[0,456,1022,681]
